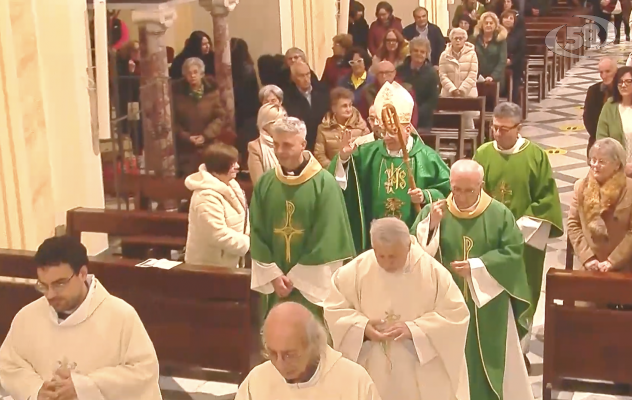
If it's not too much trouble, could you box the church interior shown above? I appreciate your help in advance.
[1,0,632,398]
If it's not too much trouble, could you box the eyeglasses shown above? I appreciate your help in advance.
[452,36,467,41]
[618,79,632,87]
[348,59,364,66]
[589,158,613,167]
[35,274,75,294]
[491,123,520,134]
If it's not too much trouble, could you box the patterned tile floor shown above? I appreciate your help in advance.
[2,35,631,400]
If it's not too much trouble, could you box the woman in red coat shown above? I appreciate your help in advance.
[321,34,354,89]
[367,1,403,56]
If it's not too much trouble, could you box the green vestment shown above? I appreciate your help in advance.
[473,140,563,315]
[329,136,451,252]
[412,193,531,400]
[250,154,356,319]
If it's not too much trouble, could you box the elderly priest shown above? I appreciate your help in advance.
[412,160,534,400]
[235,302,382,400]
[324,217,470,400]
[0,236,161,400]
[331,81,451,252]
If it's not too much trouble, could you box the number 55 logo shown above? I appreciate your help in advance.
[545,15,614,58]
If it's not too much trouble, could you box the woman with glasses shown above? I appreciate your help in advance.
[371,29,409,70]
[368,1,404,56]
[568,138,632,272]
[597,66,632,160]
[338,47,375,104]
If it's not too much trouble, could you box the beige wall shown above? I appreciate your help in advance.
[0,0,107,254]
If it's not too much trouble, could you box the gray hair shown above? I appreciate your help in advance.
[285,47,307,62]
[370,218,412,247]
[449,27,468,40]
[409,37,432,61]
[258,85,284,103]
[270,116,307,139]
[182,57,205,75]
[451,159,484,182]
[493,102,523,124]
[590,138,627,169]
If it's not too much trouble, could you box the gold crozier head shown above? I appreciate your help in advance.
[381,103,399,137]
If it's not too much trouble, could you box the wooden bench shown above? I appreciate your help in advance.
[0,249,261,383]
[543,269,632,399]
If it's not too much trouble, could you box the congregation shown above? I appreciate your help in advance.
[2,0,632,399]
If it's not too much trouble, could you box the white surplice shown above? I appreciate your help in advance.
[0,276,162,400]
[234,346,382,400]
[324,239,470,400]
[416,209,534,400]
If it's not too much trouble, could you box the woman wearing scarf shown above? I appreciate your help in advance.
[247,103,287,183]
[568,138,632,273]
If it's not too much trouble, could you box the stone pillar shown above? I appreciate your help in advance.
[132,7,177,176]
[199,0,237,146]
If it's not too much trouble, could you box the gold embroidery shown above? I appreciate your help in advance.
[384,198,405,218]
[381,310,401,370]
[384,163,407,194]
[496,181,513,205]
[274,201,304,263]
[462,236,474,302]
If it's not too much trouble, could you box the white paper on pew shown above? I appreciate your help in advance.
[135,258,182,270]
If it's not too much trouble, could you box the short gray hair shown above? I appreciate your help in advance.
[303,313,328,358]
[270,116,307,139]
[409,37,432,61]
[182,57,205,75]
[493,102,523,124]
[285,47,307,62]
[449,27,468,40]
[258,85,284,103]
[590,138,627,169]
[370,218,412,247]
[451,159,484,182]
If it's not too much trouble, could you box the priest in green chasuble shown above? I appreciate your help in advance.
[412,160,534,400]
[329,81,451,252]
[249,117,356,320]
[472,102,563,357]
[324,218,470,400]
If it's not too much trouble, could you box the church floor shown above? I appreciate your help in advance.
[1,34,631,400]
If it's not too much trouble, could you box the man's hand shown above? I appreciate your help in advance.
[584,258,599,271]
[38,382,57,400]
[53,377,78,400]
[598,260,613,272]
[408,188,424,204]
[271,275,293,298]
[190,135,205,146]
[339,128,357,161]
[484,76,494,83]
[429,199,447,231]
[365,319,389,342]
[383,321,412,341]
[451,260,472,278]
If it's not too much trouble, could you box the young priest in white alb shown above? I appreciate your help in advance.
[0,236,162,400]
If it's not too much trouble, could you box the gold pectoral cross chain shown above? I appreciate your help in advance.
[274,201,304,263]
[462,236,474,302]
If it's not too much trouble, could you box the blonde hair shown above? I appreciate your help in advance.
[473,12,501,37]
[590,138,627,170]
[257,103,287,132]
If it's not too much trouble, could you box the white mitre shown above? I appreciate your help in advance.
[373,81,414,127]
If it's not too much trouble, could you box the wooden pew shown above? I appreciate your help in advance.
[543,269,632,399]
[0,249,261,383]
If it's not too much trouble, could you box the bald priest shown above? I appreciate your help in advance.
[235,302,382,400]
[0,236,161,400]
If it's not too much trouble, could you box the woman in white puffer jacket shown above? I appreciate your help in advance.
[184,143,250,267]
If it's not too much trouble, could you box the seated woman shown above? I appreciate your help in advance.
[338,46,375,104]
[247,103,287,183]
[314,87,370,168]
[172,57,225,177]
[597,66,632,161]
[567,138,632,272]
[471,12,508,92]
[184,143,249,268]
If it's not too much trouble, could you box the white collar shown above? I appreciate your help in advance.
[49,275,97,327]
[493,135,526,154]
[386,136,414,157]
[453,194,481,212]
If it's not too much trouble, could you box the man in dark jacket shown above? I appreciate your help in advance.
[283,62,330,151]
[402,7,446,67]
[583,57,618,156]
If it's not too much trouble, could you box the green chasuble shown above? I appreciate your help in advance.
[249,153,356,320]
[411,192,531,400]
[473,139,563,316]
[329,136,451,253]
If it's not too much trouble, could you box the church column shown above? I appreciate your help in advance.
[199,0,237,146]
[131,6,177,176]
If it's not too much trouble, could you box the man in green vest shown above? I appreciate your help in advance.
[249,117,356,320]
[412,159,533,400]
[330,81,451,253]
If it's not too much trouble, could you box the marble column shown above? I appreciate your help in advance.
[199,0,237,146]
[132,7,177,176]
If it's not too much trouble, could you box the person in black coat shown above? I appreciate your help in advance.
[501,10,525,104]
[349,1,370,52]
[583,57,618,155]
[278,48,321,92]
[402,6,447,66]
[169,31,215,79]
[282,62,330,151]
[231,38,261,157]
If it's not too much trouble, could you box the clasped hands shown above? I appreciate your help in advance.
[38,364,77,400]
[365,319,412,342]
[272,275,294,298]
[584,258,612,272]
